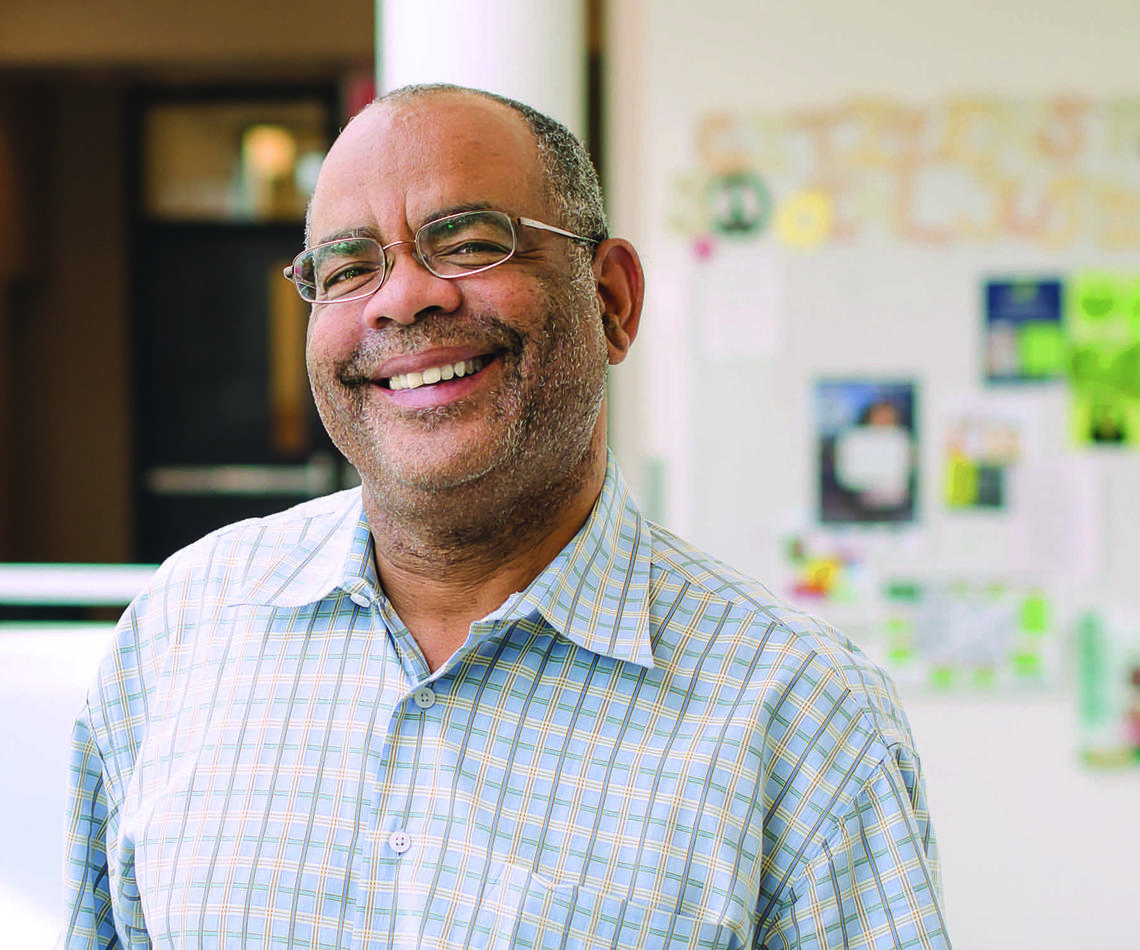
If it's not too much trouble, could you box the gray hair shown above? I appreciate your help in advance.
[353,83,609,252]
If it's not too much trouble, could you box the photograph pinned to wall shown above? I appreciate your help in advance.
[882,577,1062,690]
[816,379,918,525]
[983,278,1067,383]
[1076,606,1140,768]
[1067,272,1140,447]
[940,396,1035,511]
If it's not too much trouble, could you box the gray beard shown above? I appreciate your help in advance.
[313,269,608,565]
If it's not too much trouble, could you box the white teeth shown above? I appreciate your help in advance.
[388,356,486,391]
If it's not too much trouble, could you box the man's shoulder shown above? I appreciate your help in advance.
[646,521,780,612]
[96,489,364,713]
[147,487,364,601]
[646,520,826,639]
[173,487,360,555]
[643,520,910,745]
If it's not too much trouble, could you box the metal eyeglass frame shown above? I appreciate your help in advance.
[283,209,599,304]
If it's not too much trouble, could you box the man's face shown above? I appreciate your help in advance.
[304,94,609,510]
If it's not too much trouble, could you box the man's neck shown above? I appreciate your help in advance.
[362,444,608,673]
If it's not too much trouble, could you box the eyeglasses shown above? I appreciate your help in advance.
[283,209,598,304]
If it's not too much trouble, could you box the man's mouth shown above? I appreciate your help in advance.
[384,355,490,391]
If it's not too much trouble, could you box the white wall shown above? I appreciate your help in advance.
[606,2,1140,947]
[1,626,115,948]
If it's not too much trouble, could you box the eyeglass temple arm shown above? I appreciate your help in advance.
[517,217,599,245]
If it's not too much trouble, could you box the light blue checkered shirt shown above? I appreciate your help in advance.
[60,454,949,948]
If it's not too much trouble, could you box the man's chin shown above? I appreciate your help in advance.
[365,446,509,498]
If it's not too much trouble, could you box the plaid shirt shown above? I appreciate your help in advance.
[60,454,949,949]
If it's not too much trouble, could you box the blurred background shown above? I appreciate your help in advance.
[2,1,1139,947]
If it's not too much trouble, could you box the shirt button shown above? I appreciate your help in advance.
[389,829,412,854]
[412,686,436,710]
[349,592,370,609]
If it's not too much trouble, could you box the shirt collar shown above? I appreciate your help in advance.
[237,455,656,670]
[235,489,378,607]
[490,452,656,669]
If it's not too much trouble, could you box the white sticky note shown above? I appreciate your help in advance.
[694,244,783,361]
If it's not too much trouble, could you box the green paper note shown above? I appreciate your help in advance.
[1020,594,1050,634]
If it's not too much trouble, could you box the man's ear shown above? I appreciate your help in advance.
[592,238,644,365]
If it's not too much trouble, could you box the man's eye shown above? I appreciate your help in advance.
[433,240,512,266]
[321,261,380,295]
[327,262,373,281]
[455,239,510,254]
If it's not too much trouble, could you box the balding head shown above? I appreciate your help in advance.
[312,83,608,260]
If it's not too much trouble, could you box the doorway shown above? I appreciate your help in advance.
[130,87,353,562]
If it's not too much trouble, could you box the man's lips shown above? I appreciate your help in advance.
[334,315,525,398]
[367,351,499,409]
[374,345,493,381]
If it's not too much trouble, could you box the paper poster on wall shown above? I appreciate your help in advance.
[673,97,1140,253]
[782,531,873,602]
[1012,458,1103,579]
[1077,607,1140,767]
[883,578,1061,690]
[1067,272,1140,447]
[693,244,783,361]
[816,380,918,524]
[941,399,1031,510]
[778,531,883,655]
[983,278,1067,383]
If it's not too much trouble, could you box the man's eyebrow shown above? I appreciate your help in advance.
[313,204,510,247]
[419,201,498,225]
[312,225,382,247]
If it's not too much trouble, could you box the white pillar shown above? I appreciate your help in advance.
[376,0,587,137]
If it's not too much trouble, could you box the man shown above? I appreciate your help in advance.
[60,84,949,948]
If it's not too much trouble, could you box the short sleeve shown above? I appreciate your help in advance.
[757,747,951,949]
[57,705,120,950]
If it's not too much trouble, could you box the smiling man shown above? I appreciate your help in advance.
[60,85,950,949]
[299,90,637,672]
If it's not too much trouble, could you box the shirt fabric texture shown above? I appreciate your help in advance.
[60,454,950,949]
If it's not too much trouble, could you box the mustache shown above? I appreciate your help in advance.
[335,312,526,386]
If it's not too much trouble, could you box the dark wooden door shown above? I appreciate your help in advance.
[130,89,349,562]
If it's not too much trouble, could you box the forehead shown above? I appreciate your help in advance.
[309,93,548,242]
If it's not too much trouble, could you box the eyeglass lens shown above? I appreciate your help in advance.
[299,238,385,302]
[293,211,520,302]
[416,211,517,276]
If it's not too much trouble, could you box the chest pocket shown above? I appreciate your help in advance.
[474,864,743,950]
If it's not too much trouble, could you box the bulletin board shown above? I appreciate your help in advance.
[649,95,1140,695]
[611,8,1140,946]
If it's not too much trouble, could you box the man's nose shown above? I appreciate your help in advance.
[359,241,463,327]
